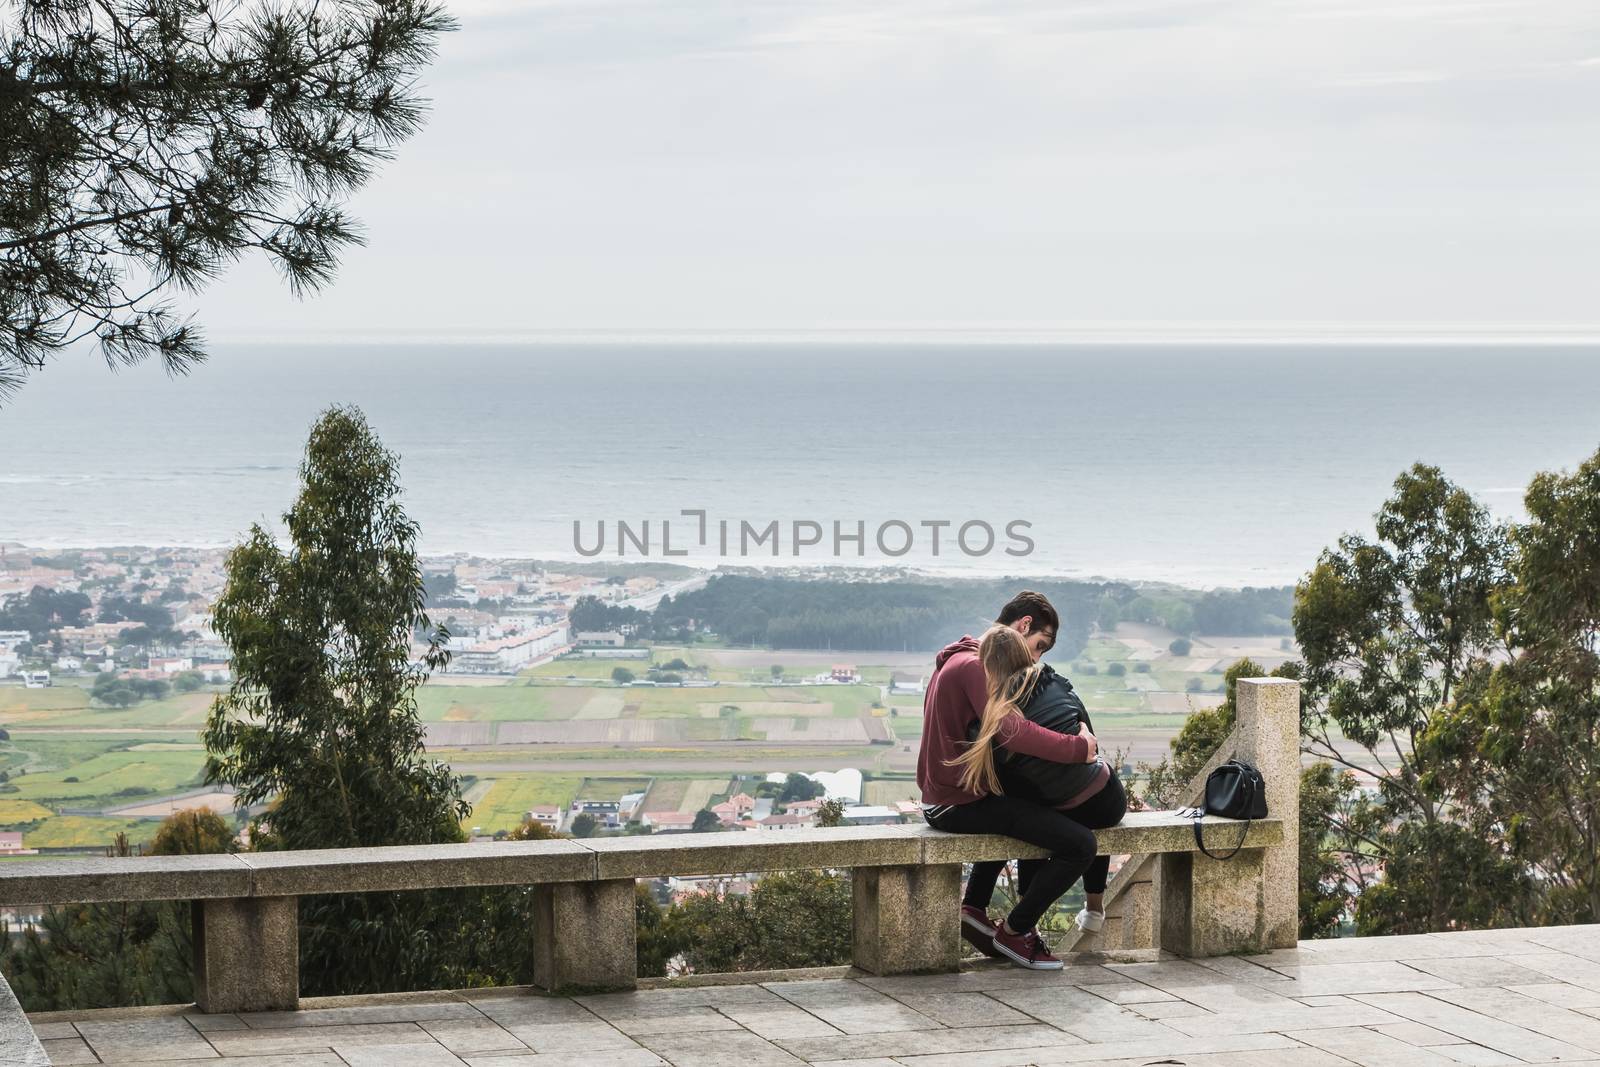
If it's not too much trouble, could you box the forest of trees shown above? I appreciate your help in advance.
[649,574,1292,654]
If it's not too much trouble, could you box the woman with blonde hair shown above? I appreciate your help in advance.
[934,625,1126,968]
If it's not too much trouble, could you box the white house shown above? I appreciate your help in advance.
[889,672,925,694]
[196,662,233,683]
[524,806,561,832]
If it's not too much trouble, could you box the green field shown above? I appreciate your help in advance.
[6,749,208,806]
[0,684,218,728]
[465,773,587,834]
[0,799,53,821]
[23,815,160,848]
[418,684,569,721]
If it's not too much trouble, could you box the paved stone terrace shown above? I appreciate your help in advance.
[25,924,1600,1066]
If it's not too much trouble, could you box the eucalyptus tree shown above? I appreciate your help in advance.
[204,404,470,992]
[1294,463,1529,933]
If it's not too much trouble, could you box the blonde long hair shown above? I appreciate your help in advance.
[946,625,1043,796]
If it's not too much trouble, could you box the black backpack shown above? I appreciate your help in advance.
[1191,759,1267,860]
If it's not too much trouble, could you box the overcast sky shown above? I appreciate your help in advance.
[198,0,1600,339]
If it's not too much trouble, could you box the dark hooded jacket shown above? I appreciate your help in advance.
[971,662,1110,808]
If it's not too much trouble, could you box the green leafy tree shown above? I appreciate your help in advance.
[816,797,846,827]
[172,671,206,694]
[778,772,825,804]
[202,405,469,994]
[635,883,682,977]
[611,666,635,685]
[149,808,234,856]
[0,586,90,641]
[569,813,599,838]
[1295,462,1526,935]
[1441,447,1600,925]
[659,870,851,975]
[1162,601,1196,636]
[691,809,722,833]
[1169,637,1192,656]
[0,0,455,400]
[1296,762,1361,939]
[1096,597,1121,634]
[508,818,565,841]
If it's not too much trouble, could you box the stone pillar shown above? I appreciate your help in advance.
[532,879,636,993]
[193,896,298,1013]
[1156,677,1300,957]
[1233,677,1301,949]
[852,863,961,975]
[1158,848,1267,956]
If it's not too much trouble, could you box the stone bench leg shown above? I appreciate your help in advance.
[533,879,636,993]
[852,863,961,975]
[1157,849,1268,957]
[193,896,298,1012]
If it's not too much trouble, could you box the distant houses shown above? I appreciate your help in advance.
[570,799,622,830]
[449,624,569,674]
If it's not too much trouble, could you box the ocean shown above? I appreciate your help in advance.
[2,342,1597,587]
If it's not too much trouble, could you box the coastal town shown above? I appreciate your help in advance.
[0,544,991,864]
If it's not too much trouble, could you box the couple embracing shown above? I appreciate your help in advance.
[917,590,1128,970]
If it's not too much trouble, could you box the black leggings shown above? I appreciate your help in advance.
[925,774,1127,933]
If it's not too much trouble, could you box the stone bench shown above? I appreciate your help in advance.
[0,678,1300,1012]
[0,812,1284,1007]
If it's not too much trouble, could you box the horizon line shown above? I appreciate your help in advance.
[206,325,1600,347]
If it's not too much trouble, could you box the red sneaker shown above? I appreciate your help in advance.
[991,923,1065,970]
[960,905,1005,959]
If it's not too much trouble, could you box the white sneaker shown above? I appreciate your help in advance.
[1075,908,1105,932]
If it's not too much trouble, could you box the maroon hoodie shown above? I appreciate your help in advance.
[916,635,1092,806]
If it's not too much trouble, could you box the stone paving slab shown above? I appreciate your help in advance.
[25,925,1600,1067]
